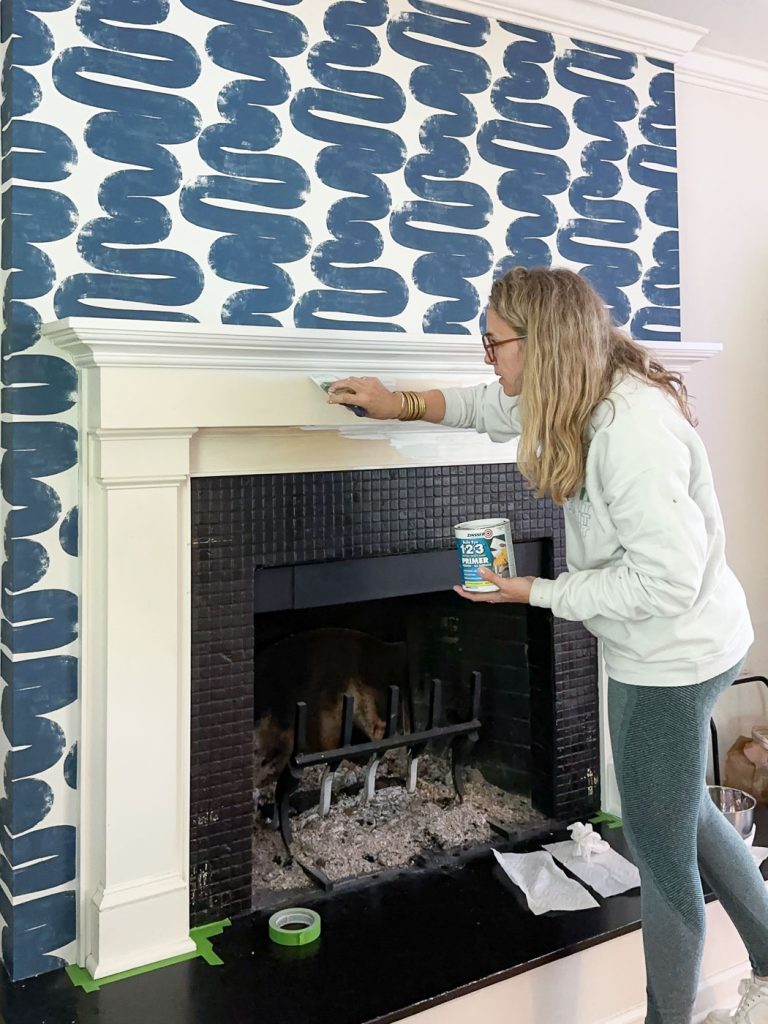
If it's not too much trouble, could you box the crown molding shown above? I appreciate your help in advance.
[436,0,707,61]
[43,318,722,376]
[676,47,768,103]
[442,0,768,100]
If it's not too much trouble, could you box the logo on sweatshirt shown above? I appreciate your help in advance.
[568,486,592,536]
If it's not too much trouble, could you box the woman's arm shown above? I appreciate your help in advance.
[327,377,522,439]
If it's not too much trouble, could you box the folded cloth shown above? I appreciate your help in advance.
[544,838,641,898]
[492,849,599,915]
[567,821,610,860]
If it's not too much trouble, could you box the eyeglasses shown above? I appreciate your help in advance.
[482,331,526,363]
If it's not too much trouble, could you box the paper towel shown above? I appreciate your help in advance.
[544,839,641,897]
[567,822,610,860]
[492,849,599,915]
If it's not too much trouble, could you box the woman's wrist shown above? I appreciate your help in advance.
[394,391,427,421]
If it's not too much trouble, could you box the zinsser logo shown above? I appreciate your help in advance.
[483,529,494,539]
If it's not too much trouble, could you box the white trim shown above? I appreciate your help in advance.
[677,47,768,103]
[404,0,768,100]
[423,0,707,61]
[43,319,722,376]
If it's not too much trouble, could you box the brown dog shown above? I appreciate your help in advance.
[253,628,408,788]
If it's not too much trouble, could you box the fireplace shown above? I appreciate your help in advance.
[189,465,599,924]
[43,317,715,978]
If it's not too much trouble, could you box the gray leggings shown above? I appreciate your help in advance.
[609,660,768,1024]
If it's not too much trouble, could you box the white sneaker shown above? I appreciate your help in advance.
[707,975,768,1023]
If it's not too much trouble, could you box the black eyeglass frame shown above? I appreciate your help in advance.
[481,331,527,362]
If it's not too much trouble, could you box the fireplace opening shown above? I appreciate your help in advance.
[190,466,599,926]
[249,546,554,908]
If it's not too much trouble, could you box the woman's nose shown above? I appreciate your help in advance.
[483,350,493,366]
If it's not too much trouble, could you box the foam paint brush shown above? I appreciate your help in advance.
[310,375,367,417]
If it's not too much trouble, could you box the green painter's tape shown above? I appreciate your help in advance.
[268,908,321,947]
[66,919,231,993]
[590,810,623,830]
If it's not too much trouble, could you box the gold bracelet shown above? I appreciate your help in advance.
[397,391,410,421]
[397,391,426,421]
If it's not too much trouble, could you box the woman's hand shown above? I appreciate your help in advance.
[453,569,536,604]
[327,377,401,420]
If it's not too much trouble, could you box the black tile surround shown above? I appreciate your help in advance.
[190,465,599,925]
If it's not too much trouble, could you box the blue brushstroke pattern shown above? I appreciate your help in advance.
[291,0,408,331]
[0,653,77,974]
[629,61,680,340]
[1,653,78,802]
[63,743,78,790]
[555,40,642,325]
[59,507,78,557]
[52,0,204,320]
[179,0,311,326]
[477,23,570,274]
[388,1,493,333]
[0,889,75,979]
[1,0,79,980]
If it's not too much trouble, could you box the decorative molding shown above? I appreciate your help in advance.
[44,319,722,376]
[419,0,768,100]
[91,873,188,912]
[437,0,707,61]
[677,47,768,103]
[97,477,190,490]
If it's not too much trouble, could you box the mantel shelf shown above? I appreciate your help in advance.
[44,318,722,376]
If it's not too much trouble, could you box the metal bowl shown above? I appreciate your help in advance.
[707,786,756,840]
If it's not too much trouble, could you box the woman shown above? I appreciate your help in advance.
[328,267,767,1024]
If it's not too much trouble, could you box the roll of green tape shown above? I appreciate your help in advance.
[268,908,321,947]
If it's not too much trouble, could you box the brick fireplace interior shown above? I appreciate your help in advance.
[190,464,598,925]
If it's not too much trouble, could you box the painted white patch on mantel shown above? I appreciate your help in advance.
[43,318,720,977]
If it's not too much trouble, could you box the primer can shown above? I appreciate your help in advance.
[454,518,516,592]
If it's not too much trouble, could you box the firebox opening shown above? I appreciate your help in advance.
[251,545,555,909]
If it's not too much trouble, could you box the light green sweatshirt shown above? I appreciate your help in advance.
[441,374,753,686]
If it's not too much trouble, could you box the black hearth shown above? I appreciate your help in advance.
[190,465,598,926]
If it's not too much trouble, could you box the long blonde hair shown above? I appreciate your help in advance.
[489,266,696,506]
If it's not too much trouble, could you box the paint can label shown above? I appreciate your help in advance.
[454,518,515,592]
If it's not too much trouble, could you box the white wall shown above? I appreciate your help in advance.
[405,895,754,1024]
[677,81,768,773]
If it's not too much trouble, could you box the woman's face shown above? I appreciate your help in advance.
[484,306,526,397]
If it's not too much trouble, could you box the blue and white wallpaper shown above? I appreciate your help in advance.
[1,0,679,979]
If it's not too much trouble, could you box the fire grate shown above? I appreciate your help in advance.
[274,674,483,882]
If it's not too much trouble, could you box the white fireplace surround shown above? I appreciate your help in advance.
[44,318,720,979]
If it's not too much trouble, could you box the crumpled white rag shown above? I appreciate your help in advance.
[567,821,610,861]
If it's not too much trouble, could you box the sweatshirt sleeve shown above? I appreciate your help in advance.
[440,382,523,442]
[529,425,709,622]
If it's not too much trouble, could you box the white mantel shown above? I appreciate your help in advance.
[44,318,720,978]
